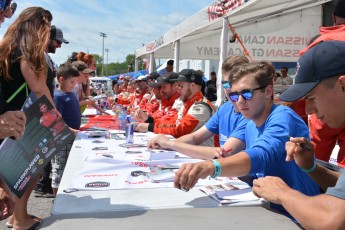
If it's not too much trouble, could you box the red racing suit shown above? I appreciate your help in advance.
[149,91,214,138]
[151,92,180,121]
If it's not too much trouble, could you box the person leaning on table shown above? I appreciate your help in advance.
[0,0,25,221]
[0,6,55,230]
[147,55,249,159]
[253,41,345,229]
[173,61,320,218]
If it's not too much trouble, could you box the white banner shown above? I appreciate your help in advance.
[152,7,321,62]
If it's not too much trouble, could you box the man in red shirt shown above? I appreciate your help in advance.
[134,72,180,124]
[136,69,214,140]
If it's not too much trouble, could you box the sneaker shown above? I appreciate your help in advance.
[34,187,54,198]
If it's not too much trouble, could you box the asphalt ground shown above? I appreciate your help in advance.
[0,191,53,230]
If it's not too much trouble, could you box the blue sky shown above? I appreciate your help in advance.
[1,0,214,65]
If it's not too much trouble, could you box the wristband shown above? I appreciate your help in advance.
[211,159,222,178]
[300,161,317,173]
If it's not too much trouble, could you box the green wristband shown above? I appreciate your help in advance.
[211,159,222,178]
[300,161,317,173]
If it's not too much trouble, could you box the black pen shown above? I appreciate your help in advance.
[286,135,312,151]
[178,185,189,192]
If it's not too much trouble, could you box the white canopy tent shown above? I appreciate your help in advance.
[135,0,332,105]
[136,0,331,61]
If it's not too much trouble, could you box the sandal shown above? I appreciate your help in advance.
[6,215,39,228]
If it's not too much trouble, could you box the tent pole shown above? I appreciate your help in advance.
[134,58,138,72]
[215,17,229,109]
[174,40,180,73]
[149,53,155,73]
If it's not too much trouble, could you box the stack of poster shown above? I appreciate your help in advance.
[200,182,260,205]
[147,165,179,182]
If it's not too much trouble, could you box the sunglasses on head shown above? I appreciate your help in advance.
[221,80,231,89]
[227,85,268,102]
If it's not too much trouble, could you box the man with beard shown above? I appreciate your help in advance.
[45,26,69,96]
[136,69,214,141]
[134,72,180,123]
[35,25,69,198]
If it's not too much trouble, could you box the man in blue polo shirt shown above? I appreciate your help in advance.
[174,61,320,217]
[147,56,249,159]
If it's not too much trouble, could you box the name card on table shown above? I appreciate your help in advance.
[148,149,176,161]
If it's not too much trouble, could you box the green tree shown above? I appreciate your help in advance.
[90,53,147,76]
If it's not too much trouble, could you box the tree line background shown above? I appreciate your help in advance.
[90,53,146,77]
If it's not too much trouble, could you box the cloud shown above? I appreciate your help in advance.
[1,0,213,71]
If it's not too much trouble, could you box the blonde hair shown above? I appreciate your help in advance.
[0,7,52,80]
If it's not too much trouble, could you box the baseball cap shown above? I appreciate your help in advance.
[51,26,69,44]
[172,69,204,86]
[167,59,174,66]
[72,61,93,74]
[146,72,160,80]
[134,75,147,82]
[124,75,132,81]
[148,72,179,88]
[0,0,6,10]
[334,0,345,18]
[0,0,16,16]
[0,0,10,11]
[279,41,345,102]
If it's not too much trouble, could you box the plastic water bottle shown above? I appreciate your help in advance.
[119,107,127,131]
[114,104,122,118]
[125,115,134,144]
[96,100,101,115]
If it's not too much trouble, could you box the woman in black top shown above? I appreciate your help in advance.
[0,7,54,230]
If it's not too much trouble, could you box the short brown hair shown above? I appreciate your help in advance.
[222,56,250,72]
[229,61,274,88]
[56,62,80,80]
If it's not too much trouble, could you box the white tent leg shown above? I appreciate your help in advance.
[174,40,180,73]
[215,17,229,109]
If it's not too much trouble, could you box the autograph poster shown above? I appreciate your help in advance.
[0,95,74,198]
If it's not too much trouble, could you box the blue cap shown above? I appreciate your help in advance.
[0,0,6,10]
[279,41,345,102]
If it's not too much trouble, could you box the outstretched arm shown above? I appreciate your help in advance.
[147,133,217,159]
[174,151,251,190]
[253,176,345,229]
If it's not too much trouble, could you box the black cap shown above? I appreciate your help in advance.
[334,0,345,18]
[279,41,345,102]
[171,69,204,86]
[146,72,160,80]
[148,72,178,88]
[51,26,69,44]
[167,60,174,66]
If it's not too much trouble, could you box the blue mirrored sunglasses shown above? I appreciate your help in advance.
[221,81,231,89]
[227,85,267,102]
